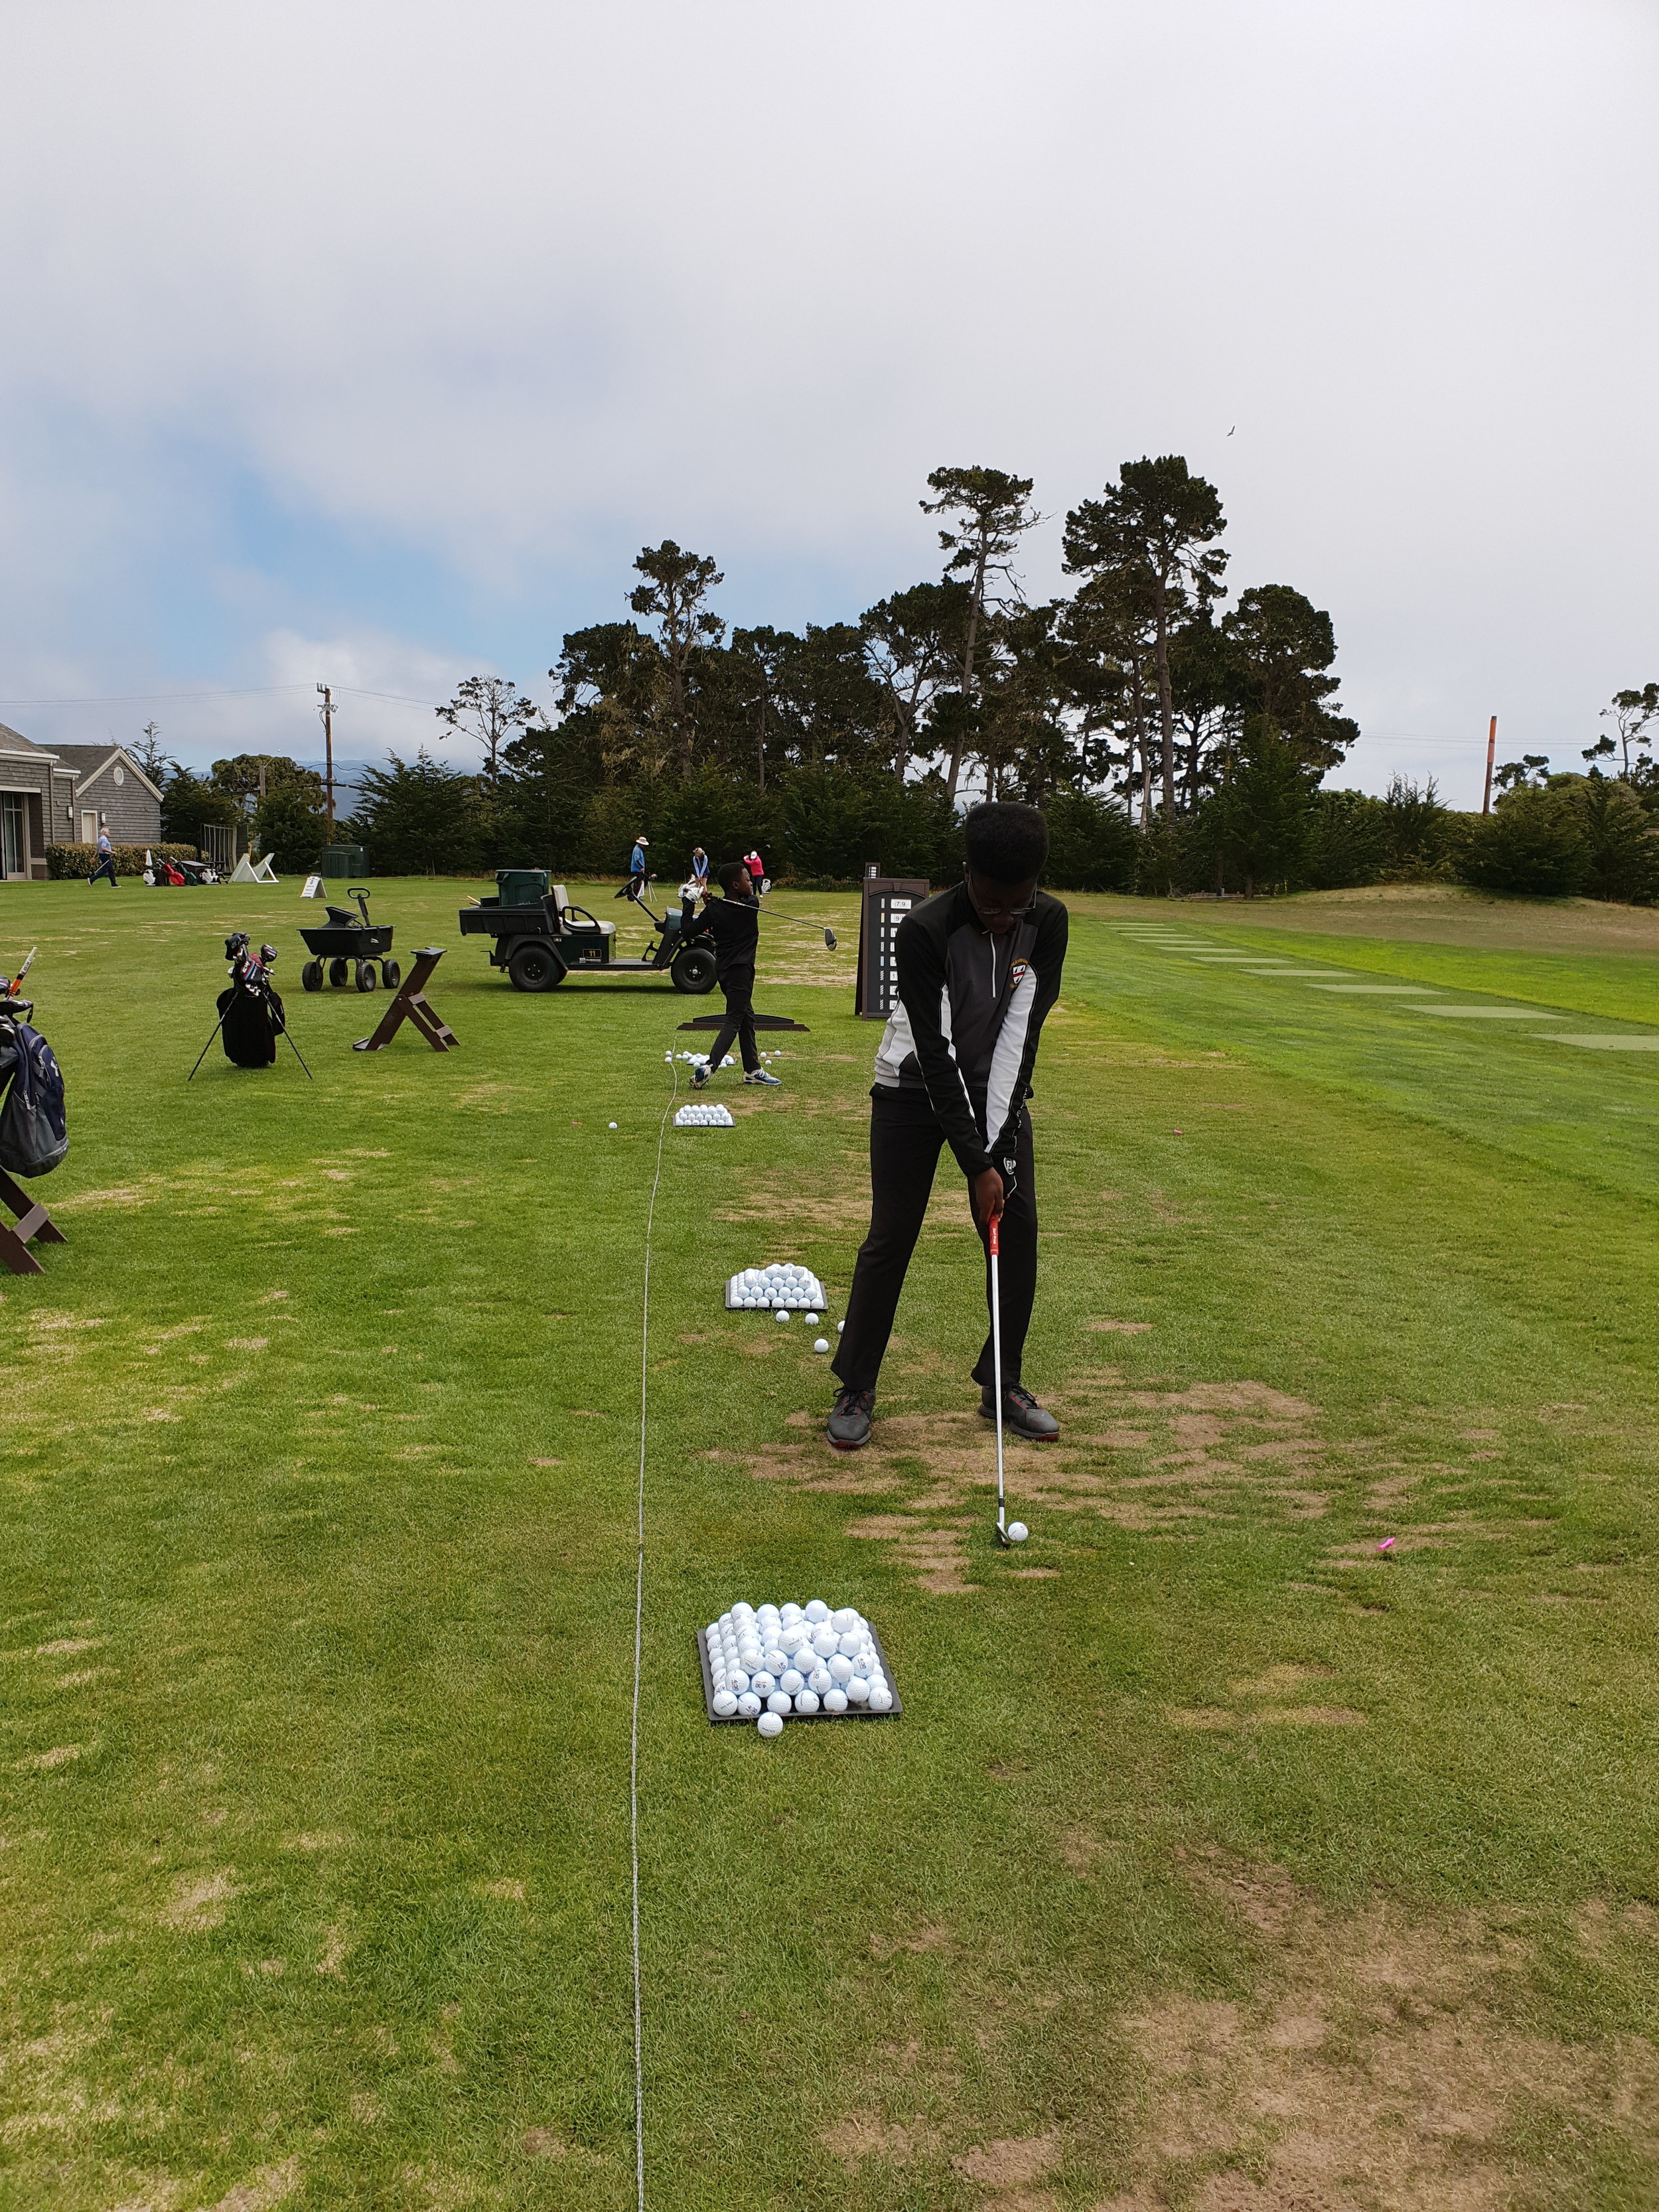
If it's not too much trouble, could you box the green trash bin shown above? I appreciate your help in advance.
[496,868,550,907]
[314,846,367,879]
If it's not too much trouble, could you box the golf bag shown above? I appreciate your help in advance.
[0,1020,68,1178]
[218,940,285,1067]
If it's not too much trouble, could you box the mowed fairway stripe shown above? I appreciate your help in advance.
[1411,1004,1562,1019]
[1544,1033,1659,1049]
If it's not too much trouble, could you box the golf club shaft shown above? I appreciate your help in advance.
[989,1213,1005,1531]
[757,908,837,946]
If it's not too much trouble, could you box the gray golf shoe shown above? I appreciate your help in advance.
[980,1383,1059,1442]
[826,1386,875,1451]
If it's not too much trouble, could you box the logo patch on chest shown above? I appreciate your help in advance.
[1009,959,1033,988]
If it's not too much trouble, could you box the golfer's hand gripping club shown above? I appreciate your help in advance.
[973,1166,1005,1224]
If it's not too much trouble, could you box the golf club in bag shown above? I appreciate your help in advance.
[189,934,313,1080]
[988,1213,1028,1548]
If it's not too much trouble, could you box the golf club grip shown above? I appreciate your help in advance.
[988,1215,999,1258]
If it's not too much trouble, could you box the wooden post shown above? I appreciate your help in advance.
[0,1167,67,1276]
[1482,714,1497,816]
[353,948,457,1053]
[317,684,336,842]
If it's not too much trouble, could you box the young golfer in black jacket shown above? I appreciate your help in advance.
[691,861,783,1089]
[828,802,1067,1451]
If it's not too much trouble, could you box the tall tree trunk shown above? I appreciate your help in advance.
[946,544,987,801]
[1154,580,1176,815]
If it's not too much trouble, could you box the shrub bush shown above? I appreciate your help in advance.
[1041,788,1137,891]
[1457,788,1589,897]
[46,842,200,879]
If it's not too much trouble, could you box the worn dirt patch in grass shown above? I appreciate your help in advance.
[747,1378,1364,1587]
[1105,1846,1659,2209]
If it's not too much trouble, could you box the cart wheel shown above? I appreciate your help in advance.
[670,944,717,995]
[301,959,324,993]
[355,960,378,992]
[380,959,401,990]
[507,940,565,992]
[328,958,348,988]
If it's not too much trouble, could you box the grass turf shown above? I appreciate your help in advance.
[3,879,1659,2208]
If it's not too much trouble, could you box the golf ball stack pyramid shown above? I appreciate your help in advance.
[699,1599,900,1733]
[725,1262,829,1311]
[675,1102,735,1128]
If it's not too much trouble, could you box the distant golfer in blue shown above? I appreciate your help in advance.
[88,826,118,888]
[689,845,709,889]
[614,833,650,902]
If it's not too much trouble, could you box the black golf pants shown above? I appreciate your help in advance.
[833,1086,1037,1398]
[88,857,117,887]
[706,964,760,1076]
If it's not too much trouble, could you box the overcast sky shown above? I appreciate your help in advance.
[2,0,1654,804]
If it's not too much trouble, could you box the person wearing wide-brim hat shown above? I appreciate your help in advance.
[616,832,650,903]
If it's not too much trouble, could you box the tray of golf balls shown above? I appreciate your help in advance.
[725,1263,828,1310]
[676,1102,735,1127]
[699,1599,900,1735]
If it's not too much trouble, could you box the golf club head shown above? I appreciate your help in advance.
[993,1521,1012,1548]
[823,928,837,949]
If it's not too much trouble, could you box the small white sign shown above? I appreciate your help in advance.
[301,875,325,899]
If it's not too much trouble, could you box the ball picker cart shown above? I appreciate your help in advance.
[298,889,400,995]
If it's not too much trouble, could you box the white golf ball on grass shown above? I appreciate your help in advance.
[1007,1522,1029,1544]
[813,1339,829,1354]
[757,1711,784,1737]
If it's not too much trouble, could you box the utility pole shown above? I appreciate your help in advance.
[316,684,336,842]
[1481,713,1497,816]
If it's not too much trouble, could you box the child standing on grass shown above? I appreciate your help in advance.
[692,861,782,1090]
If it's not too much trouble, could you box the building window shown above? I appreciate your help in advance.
[1,794,25,879]
[113,765,125,787]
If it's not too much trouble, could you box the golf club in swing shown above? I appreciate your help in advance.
[988,1214,1029,1548]
[760,909,838,949]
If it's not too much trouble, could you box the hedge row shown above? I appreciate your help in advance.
[45,842,202,879]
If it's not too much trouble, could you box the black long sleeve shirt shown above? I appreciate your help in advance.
[702,894,760,979]
[872,881,1068,1178]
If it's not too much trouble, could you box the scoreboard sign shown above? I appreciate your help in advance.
[855,875,930,1019]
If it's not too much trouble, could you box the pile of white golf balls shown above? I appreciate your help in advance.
[703,1599,895,1735]
[727,1262,828,1311]
[675,1102,735,1127]
[667,1048,782,1069]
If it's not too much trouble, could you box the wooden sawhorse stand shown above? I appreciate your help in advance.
[0,1167,67,1275]
[353,947,457,1054]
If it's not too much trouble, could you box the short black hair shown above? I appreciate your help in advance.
[717,859,750,895]
[963,800,1048,885]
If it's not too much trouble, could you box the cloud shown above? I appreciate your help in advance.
[1,0,1656,797]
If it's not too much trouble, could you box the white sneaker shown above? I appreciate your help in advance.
[745,1068,782,1086]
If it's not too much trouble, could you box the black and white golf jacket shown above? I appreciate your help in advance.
[873,881,1069,1180]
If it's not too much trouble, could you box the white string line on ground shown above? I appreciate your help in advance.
[632,1057,678,2212]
